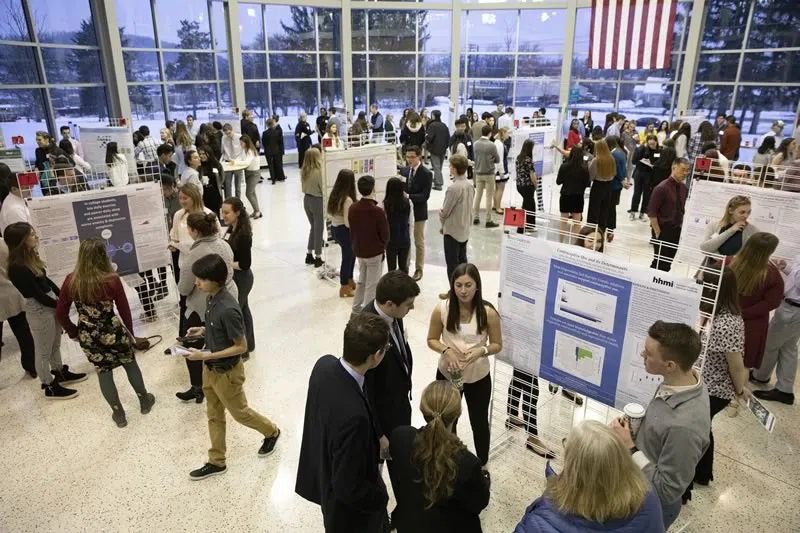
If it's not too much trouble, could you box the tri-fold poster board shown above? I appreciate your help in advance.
[28,182,170,279]
[497,234,702,409]
[321,144,398,200]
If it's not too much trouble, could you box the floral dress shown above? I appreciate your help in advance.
[76,299,135,372]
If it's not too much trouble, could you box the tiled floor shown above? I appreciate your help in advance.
[0,165,798,532]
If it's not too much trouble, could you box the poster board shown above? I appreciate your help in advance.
[678,179,800,263]
[497,233,702,409]
[209,113,241,134]
[28,182,170,278]
[509,125,557,177]
[322,144,398,200]
[78,126,136,175]
[0,148,26,173]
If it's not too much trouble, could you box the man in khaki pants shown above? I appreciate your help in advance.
[472,124,500,228]
[184,254,281,481]
[402,146,433,281]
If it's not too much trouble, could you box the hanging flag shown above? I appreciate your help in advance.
[588,0,679,70]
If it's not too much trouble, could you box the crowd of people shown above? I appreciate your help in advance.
[0,100,798,533]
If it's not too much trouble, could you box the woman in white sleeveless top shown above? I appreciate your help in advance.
[426,263,502,486]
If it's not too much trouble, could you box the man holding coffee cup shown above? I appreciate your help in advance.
[611,321,711,530]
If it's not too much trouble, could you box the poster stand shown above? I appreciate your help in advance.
[318,137,399,284]
[77,118,136,178]
[508,125,558,214]
[488,211,723,471]
[15,162,178,336]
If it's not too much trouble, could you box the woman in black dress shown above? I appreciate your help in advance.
[222,197,255,357]
[515,139,538,233]
[556,145,591,242]
[198,145,223,217]
[389,380,490,532]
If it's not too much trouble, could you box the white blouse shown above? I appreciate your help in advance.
[169,206,214,267]
[437,300,490,384]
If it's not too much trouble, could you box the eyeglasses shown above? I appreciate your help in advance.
[381,342,392,354]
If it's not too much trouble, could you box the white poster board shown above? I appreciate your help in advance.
[209,113,241,134]
[29,182,170,278]
[78,126,136,175]
[679,179,800,263]
[497,233,702,409]
[509,125,557,177]
[322,144,398,200]
[0,148,26,173]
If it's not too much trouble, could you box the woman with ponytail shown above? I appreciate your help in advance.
[388,380,490,533]
[175,212,238,403]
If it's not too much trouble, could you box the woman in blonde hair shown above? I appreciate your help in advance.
[729,232,784,369]
[388,380,490,532]
[700,195,759,257]
[586,139,616,234]
[56,239,155,427]
[173,121,196,176]
[301,147,324,267]
[514,420,664,533]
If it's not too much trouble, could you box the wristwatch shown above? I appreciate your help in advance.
[629,446,639,456]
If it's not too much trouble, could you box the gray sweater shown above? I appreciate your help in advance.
[178,235,238,319]
[699,220,759,254]
[633,372,711,507]
[473,137,499,175]
[440,174,475,243]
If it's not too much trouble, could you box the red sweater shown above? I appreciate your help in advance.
[349,198,389,259]
[55,274,134,339]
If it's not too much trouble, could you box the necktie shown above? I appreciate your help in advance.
[409,167,415,188]
[393,320,409,375]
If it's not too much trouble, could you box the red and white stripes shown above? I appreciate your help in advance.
[588,0,678,70]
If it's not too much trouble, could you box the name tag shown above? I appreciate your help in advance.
[654,153,661,158]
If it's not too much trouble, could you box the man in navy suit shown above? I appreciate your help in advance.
[296,313,391,533]
[363,271,420,453]
[400,145,432,282]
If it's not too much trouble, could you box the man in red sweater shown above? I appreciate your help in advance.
[719,115,741,160]
[349,175,390,313]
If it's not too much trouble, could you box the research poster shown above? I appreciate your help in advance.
[323,144,397,199]
[29,182,170,278]
[498,234,702,409]
[79,126,136,174]
[679,179,800,263]
[510,126,556,176]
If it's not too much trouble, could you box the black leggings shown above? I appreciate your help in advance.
[506,368,539,436]
[436,369,492,466]
[694,395,730,483]
[0,312,36,374]
[516,184,537,234]
[97,361,148,409]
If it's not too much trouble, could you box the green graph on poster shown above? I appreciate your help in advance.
[576,346,593,361]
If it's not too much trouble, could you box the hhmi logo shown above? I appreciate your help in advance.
[653,276,674,288]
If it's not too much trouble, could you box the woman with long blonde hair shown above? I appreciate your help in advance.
[173,120,196,176]
[301,147,324,266]
[5,222,87,399]
[729,232,784,369]
[700,195,759,256]
[388,380,490,532]
[586,139,616,234]
[515,420,664,533]
[56,239,154,427]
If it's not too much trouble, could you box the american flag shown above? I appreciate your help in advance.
[588,0,679,70]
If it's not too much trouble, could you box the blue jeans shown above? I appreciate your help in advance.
[331,224,355,286]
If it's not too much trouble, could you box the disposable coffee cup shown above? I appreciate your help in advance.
[623,403,646,440]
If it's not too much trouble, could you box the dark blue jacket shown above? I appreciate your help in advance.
[400,164,432,222]
[611,149,627,192]
[514,490,665,533]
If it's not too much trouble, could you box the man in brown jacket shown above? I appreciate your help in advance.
[719,115,741,160]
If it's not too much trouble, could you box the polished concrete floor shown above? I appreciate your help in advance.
[0,165,798,532]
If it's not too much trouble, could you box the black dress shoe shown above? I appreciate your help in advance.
[753,388,795,405]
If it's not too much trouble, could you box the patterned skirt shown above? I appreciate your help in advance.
[75,299,135,373]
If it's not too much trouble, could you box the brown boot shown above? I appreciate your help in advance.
[339,285,354,298]
[348,279,356,290]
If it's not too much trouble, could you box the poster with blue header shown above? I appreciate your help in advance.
[497,234,702,409]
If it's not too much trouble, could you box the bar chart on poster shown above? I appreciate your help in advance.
[498,234,701,409]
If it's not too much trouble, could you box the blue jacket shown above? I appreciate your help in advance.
[611,149,627,192]
[514,490,665,533]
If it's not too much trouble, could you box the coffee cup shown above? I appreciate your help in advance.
[623,403,646,440]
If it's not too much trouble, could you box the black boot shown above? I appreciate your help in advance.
[176,387,204,403]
